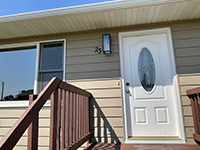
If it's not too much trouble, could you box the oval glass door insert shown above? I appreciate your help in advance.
[138,47,155,92]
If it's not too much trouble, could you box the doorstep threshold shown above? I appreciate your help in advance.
[128,136,181,140]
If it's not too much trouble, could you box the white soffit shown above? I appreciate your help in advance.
[0,0,200,40]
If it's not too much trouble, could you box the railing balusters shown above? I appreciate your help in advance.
[48,82,92,150]
[73,93,76,143]
[187,88,200,144]
[79,95,83,138]
[79,94,81,139]
[195,94,200,134]
[49,89,59,150]
[85,96,87,135]
[76,93,79,141]
[85,97,87,134]
[61,90,66,150]
[81,95,84,138]
[82,95,84,137]
[0,77,92,150]
[65,91,70,147]
[28,95,38,150]
[57,89,61,150]
[84,96,86,136]
[69,92,73,146]
[86,96,88,134]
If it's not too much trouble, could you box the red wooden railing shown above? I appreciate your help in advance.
[187,87,200,144]
[0,77,92,150]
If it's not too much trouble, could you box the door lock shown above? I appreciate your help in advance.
[126,89,130,93]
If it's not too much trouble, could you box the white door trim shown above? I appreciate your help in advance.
[119,28,185,144]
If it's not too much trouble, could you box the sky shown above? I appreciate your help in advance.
[0,0,115,17]
[0,0,114,99]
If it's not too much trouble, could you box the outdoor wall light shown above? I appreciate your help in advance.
[94,34,111,54]
[102,34,111,54]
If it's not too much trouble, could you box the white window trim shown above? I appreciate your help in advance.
[0,42,37,50]
[0,39,66,108]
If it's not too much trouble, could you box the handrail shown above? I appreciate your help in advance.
[187,87,200,145]
[0,77,92,150]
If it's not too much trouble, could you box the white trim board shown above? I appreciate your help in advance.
[0,100,51,108]
[118,27,185,144]
[0,42,37,50]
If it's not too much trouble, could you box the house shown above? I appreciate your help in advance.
[15,90,34,100]
[0,0,200,149]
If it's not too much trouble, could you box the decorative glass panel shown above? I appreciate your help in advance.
[138,48,155,92]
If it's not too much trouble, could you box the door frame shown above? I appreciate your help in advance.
[119,28,185,144]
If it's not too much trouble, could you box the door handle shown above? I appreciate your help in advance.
[126,89,130,93]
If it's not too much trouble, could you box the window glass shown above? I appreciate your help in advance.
[38,42,63,92]
[41,43,63,70]
[0,49,36,101]
[42,72,63,89]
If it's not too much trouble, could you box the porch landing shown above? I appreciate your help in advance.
[84,143,200,150]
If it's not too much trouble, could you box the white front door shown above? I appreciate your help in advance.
[120,28,185,143]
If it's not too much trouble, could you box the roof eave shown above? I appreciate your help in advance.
[0,0,187,23]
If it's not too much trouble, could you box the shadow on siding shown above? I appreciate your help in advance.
[89,96,121,144]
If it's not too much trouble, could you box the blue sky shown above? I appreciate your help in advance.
[0,0,114,16]
[0,0,114,99]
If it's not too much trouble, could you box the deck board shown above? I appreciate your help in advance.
[84,143,200,150]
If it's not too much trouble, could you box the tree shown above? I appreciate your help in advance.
[4,95,14,100]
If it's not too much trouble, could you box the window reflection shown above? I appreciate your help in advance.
[0,49,36,101]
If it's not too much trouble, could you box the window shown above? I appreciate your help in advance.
[36,41,64,93]
[0,39,65,106]
[0,48,36,101]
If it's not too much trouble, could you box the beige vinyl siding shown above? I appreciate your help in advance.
[172,21,200,144]
[66,32,119,80]
[0,108,50,150]
[65,31,123,143]
[68,78,123,143]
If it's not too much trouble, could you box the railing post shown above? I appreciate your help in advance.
[65,91,70,147]
[190,94,200,134]
[187,88,200,144]
[69,92,73,146]
[61,90,66,150]
[76,93,79,141]
[49,89,61,150]
[28,94,38,150]
[87,96,90,135]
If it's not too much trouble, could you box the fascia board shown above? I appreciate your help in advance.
[0,0,191,23]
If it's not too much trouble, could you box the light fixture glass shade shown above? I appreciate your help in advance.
[102,34,111,54]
